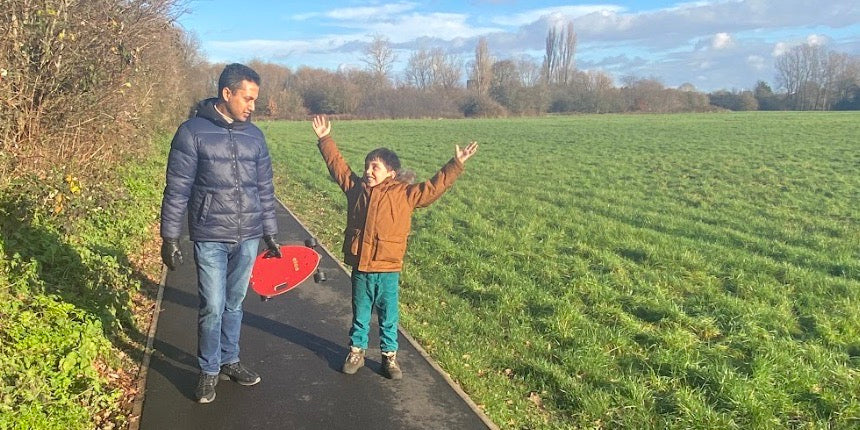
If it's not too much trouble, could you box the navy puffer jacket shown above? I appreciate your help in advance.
[160,98,278,242]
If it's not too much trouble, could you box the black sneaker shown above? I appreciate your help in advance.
[381,351,402,380]
[220,362,261,386]
[195,373,218,403]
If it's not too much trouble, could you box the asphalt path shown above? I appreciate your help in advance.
[135,201,496,429]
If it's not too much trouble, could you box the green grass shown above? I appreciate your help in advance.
[260,112,860,429]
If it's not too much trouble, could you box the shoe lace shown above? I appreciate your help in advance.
[347,351,362,364]
[199,374,217,388]
[385,355,397,368]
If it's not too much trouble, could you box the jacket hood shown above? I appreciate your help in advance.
[194,98,250,130]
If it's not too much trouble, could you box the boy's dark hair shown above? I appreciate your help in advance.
[218,63,261,98]
[366,148,401,171]
[366,148,415,184]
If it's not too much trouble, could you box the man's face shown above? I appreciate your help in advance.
[364,158,396,188]
[221,80,259,122]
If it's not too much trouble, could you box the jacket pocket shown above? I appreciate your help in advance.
[373,234,406,263]
[197,192,213,224]
[344,229,362,256]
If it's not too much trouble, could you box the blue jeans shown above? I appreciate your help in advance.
[194,239,259,375]
[349,270,400,352]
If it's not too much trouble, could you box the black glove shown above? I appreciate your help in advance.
[161,238,183,270]
[263,234,281,258]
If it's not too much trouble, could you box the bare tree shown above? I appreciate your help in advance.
[822,51,860,110]
[776,43,827,110]
[361,34,396,87]
[515,56,542,87]
[559,21,577,85]
[404,47,462,90]
[777,44,860,110]
[469,37,492,95]
[404,48,434,90]
[542,20,577,85]
[542,25,558,85]
[431,48,463,90]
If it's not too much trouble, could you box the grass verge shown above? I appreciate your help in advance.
[0,139,166,429]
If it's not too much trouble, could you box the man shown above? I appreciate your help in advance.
[160,63,282,404]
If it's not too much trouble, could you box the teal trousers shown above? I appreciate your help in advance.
[349,270,400,352]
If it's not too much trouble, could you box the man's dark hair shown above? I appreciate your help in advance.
[218,63,261,98]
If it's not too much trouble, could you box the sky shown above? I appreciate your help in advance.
[176,0,860,92]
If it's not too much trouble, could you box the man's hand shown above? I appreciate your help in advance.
[455,141,478,163]
[312,115,331,139]
[161,238,183,270]
[263,234,282,258]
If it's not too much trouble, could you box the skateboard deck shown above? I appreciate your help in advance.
[250,244,321,300]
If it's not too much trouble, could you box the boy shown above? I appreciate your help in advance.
[311,115,477,379]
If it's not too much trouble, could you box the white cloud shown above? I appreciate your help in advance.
[326,2,419,21]
[770,33,832,57]
[747,55,766,70]
[697,60,714,70]
[367,13,500,42]
[772,41,790,57]
[290,12,319,21]
[294,4,501,43]
[712,32,733,49]
[208,36,351,61]
[806,34,830,46]
[491,5,626,27]
[291,2,419,21]
[562,0,859,49]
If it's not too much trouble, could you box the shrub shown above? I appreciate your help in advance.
[0,0,198,188]
[460,93,508,117]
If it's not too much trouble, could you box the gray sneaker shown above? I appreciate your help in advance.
[381,351,402,380]
[220,362,261,386]
[195,373,218,403]
[342,347,365,374]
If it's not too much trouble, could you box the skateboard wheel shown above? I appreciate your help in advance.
[260,295,271,302]
[314,270,326,283]
[304,238,318,248]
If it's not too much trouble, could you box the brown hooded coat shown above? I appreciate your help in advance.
[318,135,464,272]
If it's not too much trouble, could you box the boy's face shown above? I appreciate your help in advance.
[364,158,396,187]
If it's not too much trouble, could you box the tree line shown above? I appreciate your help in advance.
[206,24,860,121]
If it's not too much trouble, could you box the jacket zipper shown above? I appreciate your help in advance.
[229,128,243,243]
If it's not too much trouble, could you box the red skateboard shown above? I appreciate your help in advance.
[250,239,326,301]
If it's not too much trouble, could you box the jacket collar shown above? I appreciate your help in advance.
[194,98,250,130]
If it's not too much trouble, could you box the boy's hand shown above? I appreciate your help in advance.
[312,115,331,139]
[455,141,478,163]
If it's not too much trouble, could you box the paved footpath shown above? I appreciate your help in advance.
[135,201,496,430]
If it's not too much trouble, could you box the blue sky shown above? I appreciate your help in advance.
[177,1,860,92]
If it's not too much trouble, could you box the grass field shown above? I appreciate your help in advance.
[259,112,859,429]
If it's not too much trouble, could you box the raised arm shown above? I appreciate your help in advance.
[455,141,478,163]
[313,114,331,139]
[312,115,358,192]
[406,141,478,208]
